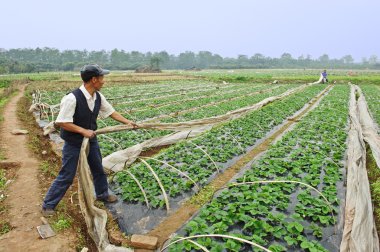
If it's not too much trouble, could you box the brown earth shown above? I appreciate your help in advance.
[0,85,76,252]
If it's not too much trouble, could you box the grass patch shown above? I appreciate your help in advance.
[0,95,11,123]
[52,214,72,232]
[49,202,72,232]
[39,161,57,177]
[188,184,216,207]
[366,145,380,237]
[0,169,12,235]
[75,227,87,251]
[0,220,12,235]
[0,80,11,89]
[28,134,43,154]
[0,170,6,190]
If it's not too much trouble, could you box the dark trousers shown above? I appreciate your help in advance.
[43,140,109,210]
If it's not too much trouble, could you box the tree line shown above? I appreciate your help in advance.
[0,48,379,74]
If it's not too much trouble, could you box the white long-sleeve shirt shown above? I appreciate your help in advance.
[55,85,115,123]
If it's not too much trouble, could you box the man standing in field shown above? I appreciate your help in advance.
[321,69,328,83]
[42,64,138,216]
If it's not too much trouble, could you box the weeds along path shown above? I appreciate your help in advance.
[148,84,334,246]
[0,85,74,252]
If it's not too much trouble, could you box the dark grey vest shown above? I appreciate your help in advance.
[60,88,101,146]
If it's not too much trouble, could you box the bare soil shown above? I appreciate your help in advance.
[0,85,76,252]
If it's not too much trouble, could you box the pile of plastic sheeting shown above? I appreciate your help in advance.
[77,138,133,252]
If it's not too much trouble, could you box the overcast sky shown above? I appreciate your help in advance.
[1,0,379,61]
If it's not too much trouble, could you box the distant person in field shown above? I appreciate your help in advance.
[321,70,328,83]
[42,64,138,216]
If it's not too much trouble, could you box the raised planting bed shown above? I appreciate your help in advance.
[114,83,267,113]
[35,81,282,157]
[104,84,286,123]
[38,80,243,107]
[98,84,289,156]
[109,84,327,234]
[168,85,349,252]
[158,85,297,123]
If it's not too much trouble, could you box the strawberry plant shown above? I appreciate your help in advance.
[169,85,349,251]
[111,85,327,241]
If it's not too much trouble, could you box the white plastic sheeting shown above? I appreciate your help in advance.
[340,85,379,252]
[77,138,133,252]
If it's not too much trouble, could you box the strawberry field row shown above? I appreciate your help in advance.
[107,85,295,124]
[98,85,297,156]
[169,85,349,252]
[110,85,327,232]
[39,80,239,106]
[113,83,266,110]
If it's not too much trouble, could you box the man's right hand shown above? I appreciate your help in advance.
[82,129,96,138]
[128,121,139,129]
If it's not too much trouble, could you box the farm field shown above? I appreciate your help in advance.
[360,84,380,132]
[1,69,380,251]
[111,84,326,229]
[169,85,349,251]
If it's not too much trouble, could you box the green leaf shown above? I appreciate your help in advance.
[284,236,296,246]
[268,244,286,252]
[294,222,304,232]
[300,241,310,249]
[319,215,330,224]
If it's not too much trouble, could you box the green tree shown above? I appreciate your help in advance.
[150,56,161,70]
[341,55,354,64]
[369,55,378,65]
[237,55,249,68]
[178,51,196,69]
[318,54,329,63]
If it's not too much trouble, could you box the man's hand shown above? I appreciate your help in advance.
[56,122,96,138]
[82,129,96,138]
[127,121,139,129]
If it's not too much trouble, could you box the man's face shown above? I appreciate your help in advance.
[91,76,105,91]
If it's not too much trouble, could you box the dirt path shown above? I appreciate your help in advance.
[0,85,75,252]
